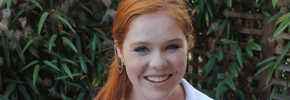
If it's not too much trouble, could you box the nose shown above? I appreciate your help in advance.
[149,51,168,70]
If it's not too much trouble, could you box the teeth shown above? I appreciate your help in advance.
[145,75,170,82]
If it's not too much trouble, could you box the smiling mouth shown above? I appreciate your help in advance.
[144,74,173,83]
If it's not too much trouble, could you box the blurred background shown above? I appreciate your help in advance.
[0,0,289,100]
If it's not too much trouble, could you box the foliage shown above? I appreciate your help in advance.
[0,0,117,99]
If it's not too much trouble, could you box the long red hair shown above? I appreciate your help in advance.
[95,0,193,100]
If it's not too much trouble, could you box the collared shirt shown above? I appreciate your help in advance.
[181,78,213,100]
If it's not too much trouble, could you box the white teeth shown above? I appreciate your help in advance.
[145,75,170,82]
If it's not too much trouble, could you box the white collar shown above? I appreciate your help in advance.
[180,78,213,100]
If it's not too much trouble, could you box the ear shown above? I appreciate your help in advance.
[115,45,124,60]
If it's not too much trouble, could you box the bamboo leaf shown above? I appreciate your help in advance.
[2,37,11,66]
[38,12,49,35]
[268,12,282,23]
[55,73,81,80]
[276,12,290,25]
[274,18,290,37]
[33,65,40,87]
[29,0,43,11]
[217,73,225,79]
[227,0,232,7]
[92,34,97,51]
[79,3,92,15]
[206,3,213,17]
[4,83,16,98]
[48,34,57,53]
[254,62,275,77]
[22,40,33,54]
[62,64,73,79]
[227,23,230,38]
[262,9,270,16]
[54,14,76,34]
[256,56,277,67]
[20,60,39,72]
[79,56,87,74]
[272,0,278,8]
[236,47,243,68]
[215,81,224,99]
[262,82,274,91]
[229,62,238,76]
[204,56,215,76]
[64,81,82,88]
[199,0,204,13]
[219,20,228,34]
[62,37,78,54]
[76,91,85,100]
[6,0,12,8]
[11,89,18,100]
[63,58,78,66]
[43,60,60,71]
[18,84,31,100]
[270,87,275,100]
[16,46,26,63]
[216,50,223,62]
[11,10,24,25]
[225,76,236,91]
[221,39,238,46]
[0,95,8,100]
[246,46,253,57]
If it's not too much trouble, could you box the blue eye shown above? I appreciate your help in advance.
[166,44,180,50]
[134,46,149,52]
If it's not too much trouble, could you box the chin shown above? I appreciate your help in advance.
[145,91,172,100]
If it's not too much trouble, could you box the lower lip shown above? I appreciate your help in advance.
[145,75,172,87]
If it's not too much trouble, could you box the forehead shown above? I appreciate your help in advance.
[124,10,185,45]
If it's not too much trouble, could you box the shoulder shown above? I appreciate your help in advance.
[181,78,213,100]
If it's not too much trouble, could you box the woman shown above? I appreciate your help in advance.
[95,0,213,100]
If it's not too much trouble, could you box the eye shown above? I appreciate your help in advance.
[134,46,149,52]
[166,44,180,50]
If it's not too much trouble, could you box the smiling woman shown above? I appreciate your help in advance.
[95,0,212,100]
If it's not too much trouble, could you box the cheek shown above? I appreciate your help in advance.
[169,50,187,72]
[124,53,147,78]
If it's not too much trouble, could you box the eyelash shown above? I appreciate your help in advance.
[133,44,180,52]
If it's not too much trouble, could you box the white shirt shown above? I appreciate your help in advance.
[181,78,213,100]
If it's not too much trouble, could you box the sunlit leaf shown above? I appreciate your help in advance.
[272,0,278,8]
[268,12,282,23]
[274,18,290,37]
[6,0,12,8]
[275,12,290,25]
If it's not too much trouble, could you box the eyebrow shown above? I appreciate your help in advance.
[129,38,183,47]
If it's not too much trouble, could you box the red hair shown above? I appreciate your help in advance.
[95,0,193,100]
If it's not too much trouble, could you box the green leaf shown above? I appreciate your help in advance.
[253,62,275,77]
[33,65,40,87]
[38,12,49,35]
[63,58,78,66]
[55,73,81,80]
[11,10,24,25]
[102,8,110,23]
[206,3,213,17]
[225,76,236,91]
[48,34,57,53]
[22,40,33,54]
[62,64,73,79]
[256,56,277,67]
[29,47,39,58]
[229,62,238,76]
[62,37,78,54]
[268,12,282,23]
[266,67,275,84]
[276,12,290,25]
[246,46,253,57]
[29,0,43,11]
[4,83,16,98]
[20,60,39,72]
[227,23,230,38]
[272,0,278,8]
[216,50,223,62]
[18,84,31,100]
[221,39,238,46]
[262,9,270,16]
[79,3,92,15]
[199,0,204,13]
[262,82,274,91]
[217,73,225,79]
[11,89,18,100]
[236,47,243,68]
[64,81,82,88]
[76,91,85,100]
[270,87,275,100]
[0,95,8,100]
[227,0,232,7]
[219,20,228,34]
[274,18,290,37]
[54,14,76,34]
[2,37,11,66]
[92,34,98,51]
[43,60,60,71]
[6,0,12,8]
[23,76,39,94]
[206,27,213,35]
[204,56,215,76]
[16,46,26,63]
[79,56,87,74]
[215,81,224,99]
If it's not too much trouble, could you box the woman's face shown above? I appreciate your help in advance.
[117,10,188,100]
